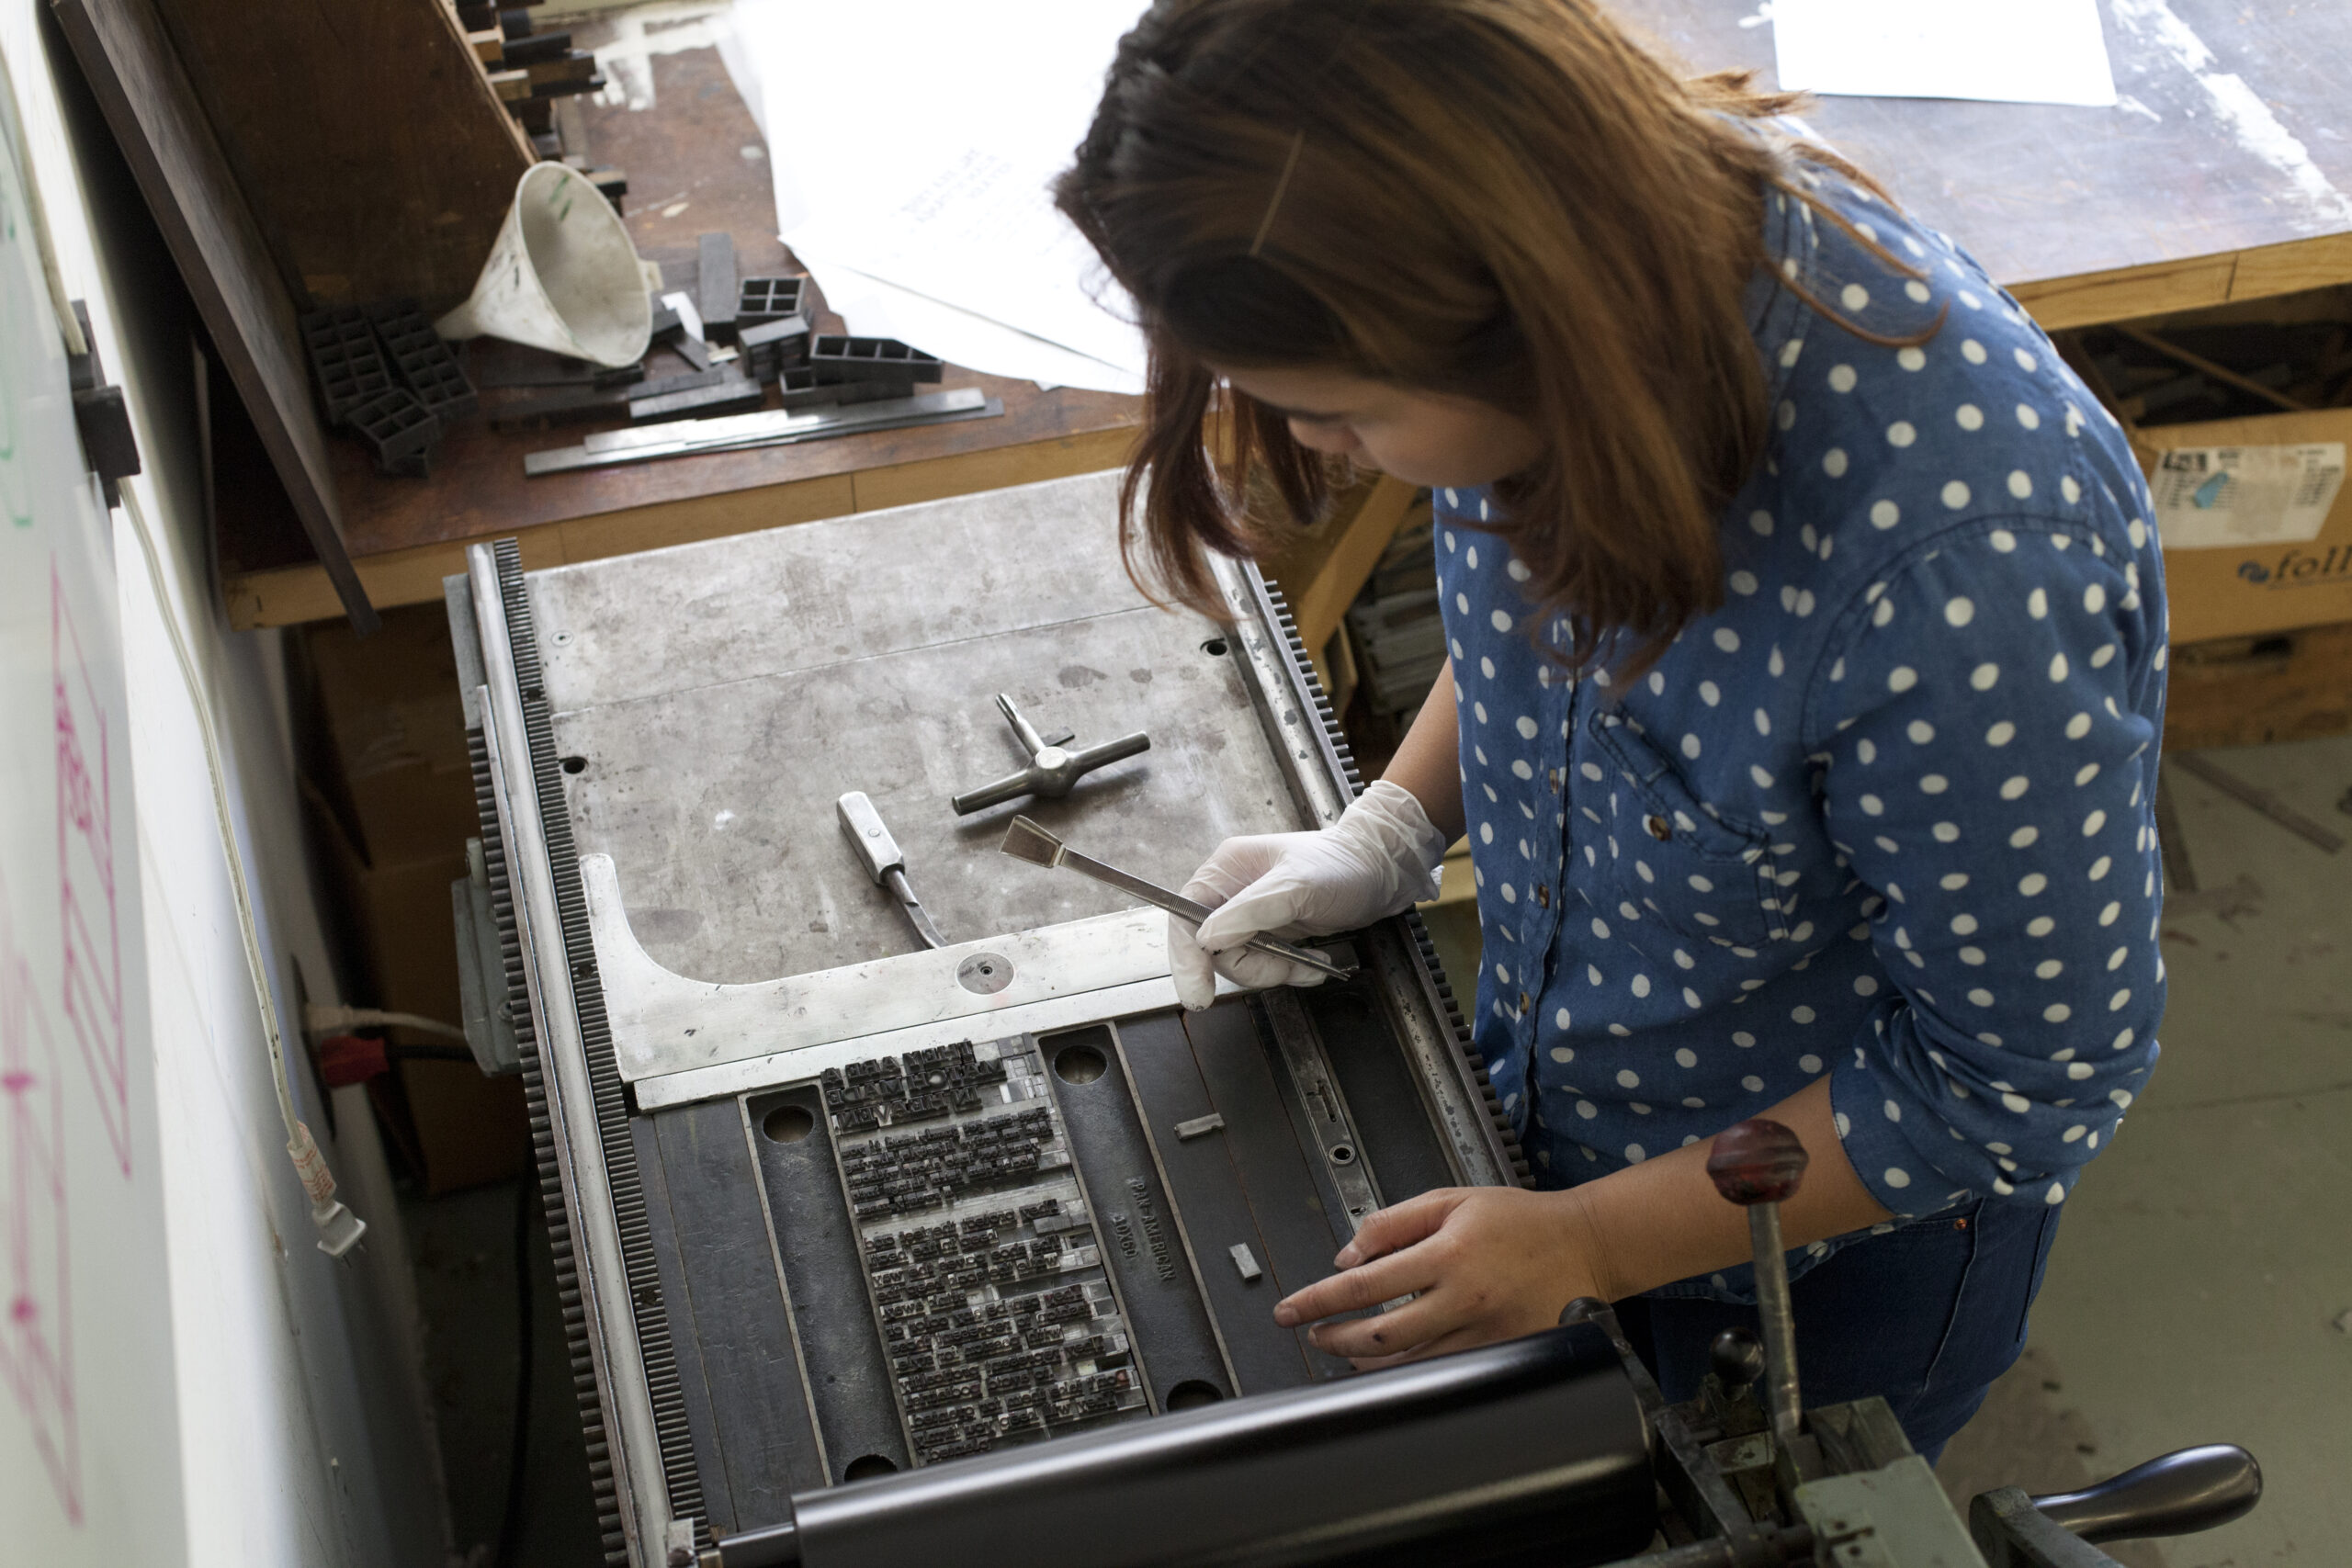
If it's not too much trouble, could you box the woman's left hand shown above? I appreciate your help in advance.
[1272,1186,1614,1366]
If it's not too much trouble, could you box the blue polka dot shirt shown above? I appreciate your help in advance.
[1434,166,2165,1300]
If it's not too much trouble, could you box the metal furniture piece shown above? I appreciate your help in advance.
[951,694,1149,814]
[447,469,2261,1568]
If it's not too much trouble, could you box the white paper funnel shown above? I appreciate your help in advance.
[436,163,652,367]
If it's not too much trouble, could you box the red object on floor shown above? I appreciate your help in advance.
[316,1033,390,1088]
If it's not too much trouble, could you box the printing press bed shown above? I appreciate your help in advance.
[445,470,2262,1568]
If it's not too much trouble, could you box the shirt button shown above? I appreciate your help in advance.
[1549,768,1564,792]
[1518,991,1532,1014]
[1536,885,1551,908]
[1645,814,1672,841]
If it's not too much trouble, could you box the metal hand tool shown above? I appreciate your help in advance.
[951,694,1150,814]
[837,791,947,949]
[998,816,1355,982]
[1705,1117,1816,1482]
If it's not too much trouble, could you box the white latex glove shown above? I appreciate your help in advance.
[1170,780,1450,1010]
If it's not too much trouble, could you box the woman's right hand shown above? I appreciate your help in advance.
[1169,779,1449,1009]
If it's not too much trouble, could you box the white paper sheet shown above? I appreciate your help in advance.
[728,0,1149,393]
[1772,0,2119,107]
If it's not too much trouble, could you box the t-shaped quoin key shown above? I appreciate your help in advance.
[950,693,1150,815]
[1705,1118,1811,1468]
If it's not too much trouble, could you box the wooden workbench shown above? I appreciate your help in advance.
[223,0,2352,631]
[217,31,1138,628]
[1631,0,2352,326]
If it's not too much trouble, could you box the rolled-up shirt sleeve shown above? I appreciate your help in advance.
[1806,520,2165,1217]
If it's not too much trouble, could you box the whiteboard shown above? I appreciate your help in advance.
[0,31,179,1566]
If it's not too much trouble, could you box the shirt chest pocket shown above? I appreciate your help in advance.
[1575,709,1782,949]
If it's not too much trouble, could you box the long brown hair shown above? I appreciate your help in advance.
[1057,0,1898,673]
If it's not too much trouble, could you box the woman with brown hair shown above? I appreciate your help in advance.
[1057,0,2166,1459]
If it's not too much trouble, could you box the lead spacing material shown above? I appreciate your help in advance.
[347,387,441,477]
[739,318,811,382]
[300,306,394,424]
[738,276,810,329]
[774,366,899,410]
[810,334,945,386]
[367,298,480,421]
[628,376,764,423]
[697,232,740,342]
[825,1038,1149,1468]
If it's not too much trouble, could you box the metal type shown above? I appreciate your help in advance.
[710,1324,1652,1568]
[525,389,1000,474]
[833,792,946,950]
[951,693,1150,813]
[998,815,1354,983]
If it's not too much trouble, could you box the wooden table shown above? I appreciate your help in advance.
[1629,0,2352,326]
[226,0,2352,631]
[217,31,1141,628]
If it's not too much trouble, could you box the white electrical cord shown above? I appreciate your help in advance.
[5,53,361,1257]
[303,1003,470,1045]
[119,485,366,1258]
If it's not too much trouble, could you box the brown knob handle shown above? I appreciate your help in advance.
[1706,1118,1809,1206]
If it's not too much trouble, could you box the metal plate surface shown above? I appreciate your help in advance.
[526,471,1306,985]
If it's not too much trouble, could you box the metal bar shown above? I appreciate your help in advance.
[528,389,994,474]
[1748,1202,1803,1450]
[1047,840,1356,983]
[2169,752,2346,853]
[996,692,1049,757]
[1261,988,1385,1234]
[466,554,668,1565]
[2110,323,2312,414]
[1208,553,1523,1190]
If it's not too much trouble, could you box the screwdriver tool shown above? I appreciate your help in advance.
[837,791,947,949]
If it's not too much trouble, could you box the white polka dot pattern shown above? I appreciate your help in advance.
[1431,161,2164,1281]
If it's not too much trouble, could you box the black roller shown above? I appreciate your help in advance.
[717,1323,1652,1568]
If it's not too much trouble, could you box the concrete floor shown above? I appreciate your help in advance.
[405,1180,603,1568]
[2018,732,2352,1567]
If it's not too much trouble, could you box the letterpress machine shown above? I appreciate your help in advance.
[445,470,2259,1568]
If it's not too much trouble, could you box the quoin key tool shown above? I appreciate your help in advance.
[951,694,1150,815]
[837,791,947,949]
[999,815,1355,983]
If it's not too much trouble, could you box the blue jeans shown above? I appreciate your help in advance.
[1614,1200,2063,1465]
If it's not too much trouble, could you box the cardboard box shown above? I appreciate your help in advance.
[302,721,525,1197]
[301,601,482,866]
[2125,405,2352,645]
[2071,290,2352,646]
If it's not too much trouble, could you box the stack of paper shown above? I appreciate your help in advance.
[1770,0,2118,107]
[728,0,1149,393]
